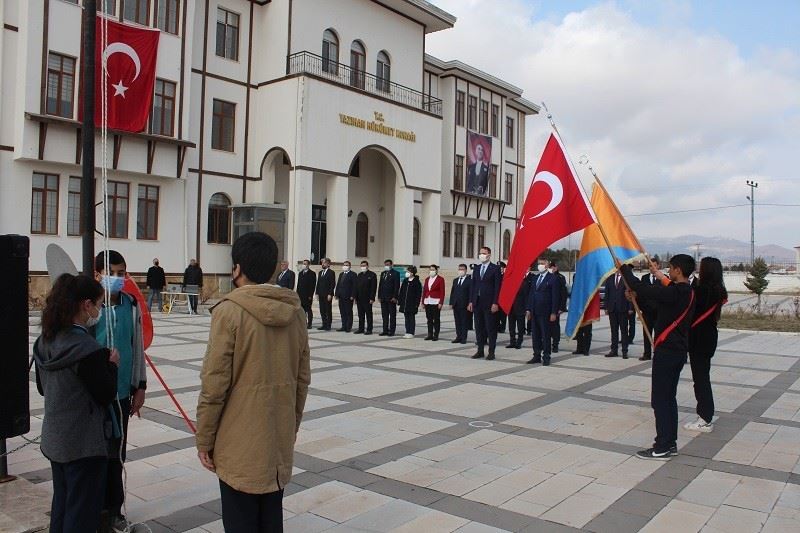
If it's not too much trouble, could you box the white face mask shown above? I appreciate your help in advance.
[343,266,350,272]
[548,267,555,274]
[384,265,391,271]
[360,266,367,272]
[303,264,309,271]
[429,271,437,277]
[537,264,547,273]
[478,253,488,263]
[458,270,466,277]
[85,304,101,328]
[405,271,412,278]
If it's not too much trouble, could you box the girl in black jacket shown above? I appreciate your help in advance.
[685,257,727,433]
[399,266,422,338]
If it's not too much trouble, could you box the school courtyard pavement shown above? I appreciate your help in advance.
[6,307,800,533]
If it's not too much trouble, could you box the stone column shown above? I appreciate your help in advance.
[288,168,313,267]
[420,191,441,267]
[326,175,349,262]
[393,185,415,266]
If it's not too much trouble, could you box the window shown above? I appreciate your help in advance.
[208,193,231,244]
[506,116,514,148]
[376,51,391,92]
[137,185,159,240]
[454,223,463,257]
[31,173,59,235]
[412,218,420,255]
[442,222,451,257]
[466,225,475,258]
[211,99,235,151]
[46,53,76,118]
[101,0,116,16]
[467,95,477,130]
[454,155,464,191]
[478,226,486,250]
[355,212,368,257]
[491,104,499,137]
[349,40,366,89]
[67,177,82,236]
[489,165,498,199]
[505,173,513,203]
[122,0,149,25]
[216,7,239,60]
[322,29,339,74]
[155,0,179,34]
[150,79,176,136]
[480,99,489,134]
[455,90,465,127]
[502,230,511,260]
[106,181,129,238]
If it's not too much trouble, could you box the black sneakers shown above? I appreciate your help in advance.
[636,446,677,460]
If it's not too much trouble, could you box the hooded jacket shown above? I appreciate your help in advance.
[196,284,311,494]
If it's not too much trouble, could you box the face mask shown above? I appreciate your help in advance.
[478,254,488,263]
[361,266,367,272]
[384,265,391,271]
[537,264,546,273]
[429,271,437,277]
[343,266,350,272]
[405,272,412,278]
[458,270,466,277]
[548,268,555,274]
[101,275,125,294]
[85,304,101,328]
[303,265,309,271]
[154,262,159,266]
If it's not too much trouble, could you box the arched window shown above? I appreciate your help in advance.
[355,212,368,257]
[322,29,339,75]
[376,50,391,92]
[412,217,420,255]
[502,230,511,260]
[350,40,366,89]
[207,193,231,244]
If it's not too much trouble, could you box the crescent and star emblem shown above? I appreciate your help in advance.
[102,42,142,98]
[518,171,564,229]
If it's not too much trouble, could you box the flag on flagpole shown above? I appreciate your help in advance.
[565,183,645,338]
[498,134,595,313]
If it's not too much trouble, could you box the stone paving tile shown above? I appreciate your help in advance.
[392,383,543,419]
[714,421,800,474]
[379,354,523,378]
[313,345,421,363]
[310,366,446,398]
[488,366,609,391]
[762,391,800,422]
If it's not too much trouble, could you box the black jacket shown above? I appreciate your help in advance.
[526,272,560,316]
[276,269,296,290]
[146,266,166,290]
[603,273,631,313]
[399,276,422,313]
[354,270,378,302]
[689,283,725,356]
[621,265,695,354]
[335,270,356,300]
[449,275,472,308]
[183,264,203,287]
[511,274,533,316]
[378,269,400,301]
[639,272,660,314]
[554,272,568,312]
[315,268,336,297]
[297,268,317,303]
[469,263,502,308]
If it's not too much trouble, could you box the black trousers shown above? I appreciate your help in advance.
[508,312,526,346]
[380,300,397,334]
[642,310,657,356]
[356,299,373,332]
[497,310,507,333]
[105,397,130,517]
[50,456,108,533]
[550,313,562,349]
[531,313,552,361]
[189,295,198,313]
[301,299,313,328]
[404,311,416,334]
[628,312,636,343]
[689,352,715,423]
[338,298,354,331]
[473,302,498,354]
[608,312,630,354]
[319,296,333,328]
[576,324,593,354]
[453,306,469,342]
[424,305,441,337]
[219,480,284,533]
[651,349,687,452]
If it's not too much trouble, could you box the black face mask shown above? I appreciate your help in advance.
[154,262,159,266]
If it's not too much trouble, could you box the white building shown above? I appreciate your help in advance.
[0,0,537,285]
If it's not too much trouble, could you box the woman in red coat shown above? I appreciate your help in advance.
[422,264,446,341]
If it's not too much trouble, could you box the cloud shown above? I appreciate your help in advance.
[426,0,800,246]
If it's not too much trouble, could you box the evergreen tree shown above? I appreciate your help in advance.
[743,257,770,309]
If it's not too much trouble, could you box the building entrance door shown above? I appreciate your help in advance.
[310,204,327,263]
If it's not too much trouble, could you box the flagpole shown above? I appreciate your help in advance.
[541,103,654,349]
[81,0,97,276]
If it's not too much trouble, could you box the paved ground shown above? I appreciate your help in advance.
[7,305,800,532]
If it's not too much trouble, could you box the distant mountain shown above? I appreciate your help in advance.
[639,235,796,263]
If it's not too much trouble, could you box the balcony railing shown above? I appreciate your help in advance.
[287,51,443,117]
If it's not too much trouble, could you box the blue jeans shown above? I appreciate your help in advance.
[147,289,163,312]
[50,456,108,533]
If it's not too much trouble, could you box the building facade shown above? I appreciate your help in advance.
[0,0,537,281]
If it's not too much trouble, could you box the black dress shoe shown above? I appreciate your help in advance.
[471,352,485,359]
[336,328,346,332]
[506,343,516,349]
[424,336,433,341]
[317,326,326,330]
[432,336,438,341]
[459,340,467,344]
[526,357,542,364]
[486,353,495,360]
[379,332,388,336]
[344,329,351,333]
[639,354,651,361]
[353,329,364,334]
[552,347,559,353]
[364,331,372,335]
[543,359,551,366]
[451,339,461,344]
[622,353,629,359]
[583,351,590,356]
[307,325,313,329]
[605,352,619,358]
[572,350,582,355]
[515,344,522,349]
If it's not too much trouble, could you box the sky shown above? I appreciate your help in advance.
[425,0,800,249]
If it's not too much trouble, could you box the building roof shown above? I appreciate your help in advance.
[389,0,457,33]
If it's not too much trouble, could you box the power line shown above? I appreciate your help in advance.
[625,202,800,217]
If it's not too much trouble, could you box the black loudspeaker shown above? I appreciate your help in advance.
[0,234,30,439]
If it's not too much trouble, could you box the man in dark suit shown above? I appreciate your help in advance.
[335,261,356,332]
[468,247,502,360]
[315,258,336,330]
[354,261,378,334]
[276,261,296,290]
[449,264,472,344]
[638,257,661,360]
[604,270,633,358]
[507,268,533,349]
[466,143,490,195]
[496,261,507,334]
[549,261,568,353]
[296,259,316,329]
[378,259,400,336]
[526,260,561,365]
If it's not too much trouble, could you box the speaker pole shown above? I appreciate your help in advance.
[0,439,16,483]
[81,0,97,276]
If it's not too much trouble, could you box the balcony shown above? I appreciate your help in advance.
[287,51,442,117]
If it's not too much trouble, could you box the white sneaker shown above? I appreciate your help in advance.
[403,333,414,339]
[684,418,714,433]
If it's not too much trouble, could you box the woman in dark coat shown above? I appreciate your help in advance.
[398,265,422,338]
[685,257,727,433]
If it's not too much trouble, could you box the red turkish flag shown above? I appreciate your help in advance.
[92,18,160,132]
[498,134,596,312]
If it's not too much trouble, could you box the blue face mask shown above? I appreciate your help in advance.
[101,275,125,294]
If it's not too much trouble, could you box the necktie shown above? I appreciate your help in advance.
[615,274,620,288]
[481,265,486,278]
[459,278,463,286]
[536,274,543,288]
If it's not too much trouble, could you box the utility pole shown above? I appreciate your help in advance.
[746,180,758,266]
[81,0,97,275]
[693,243,702,263]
